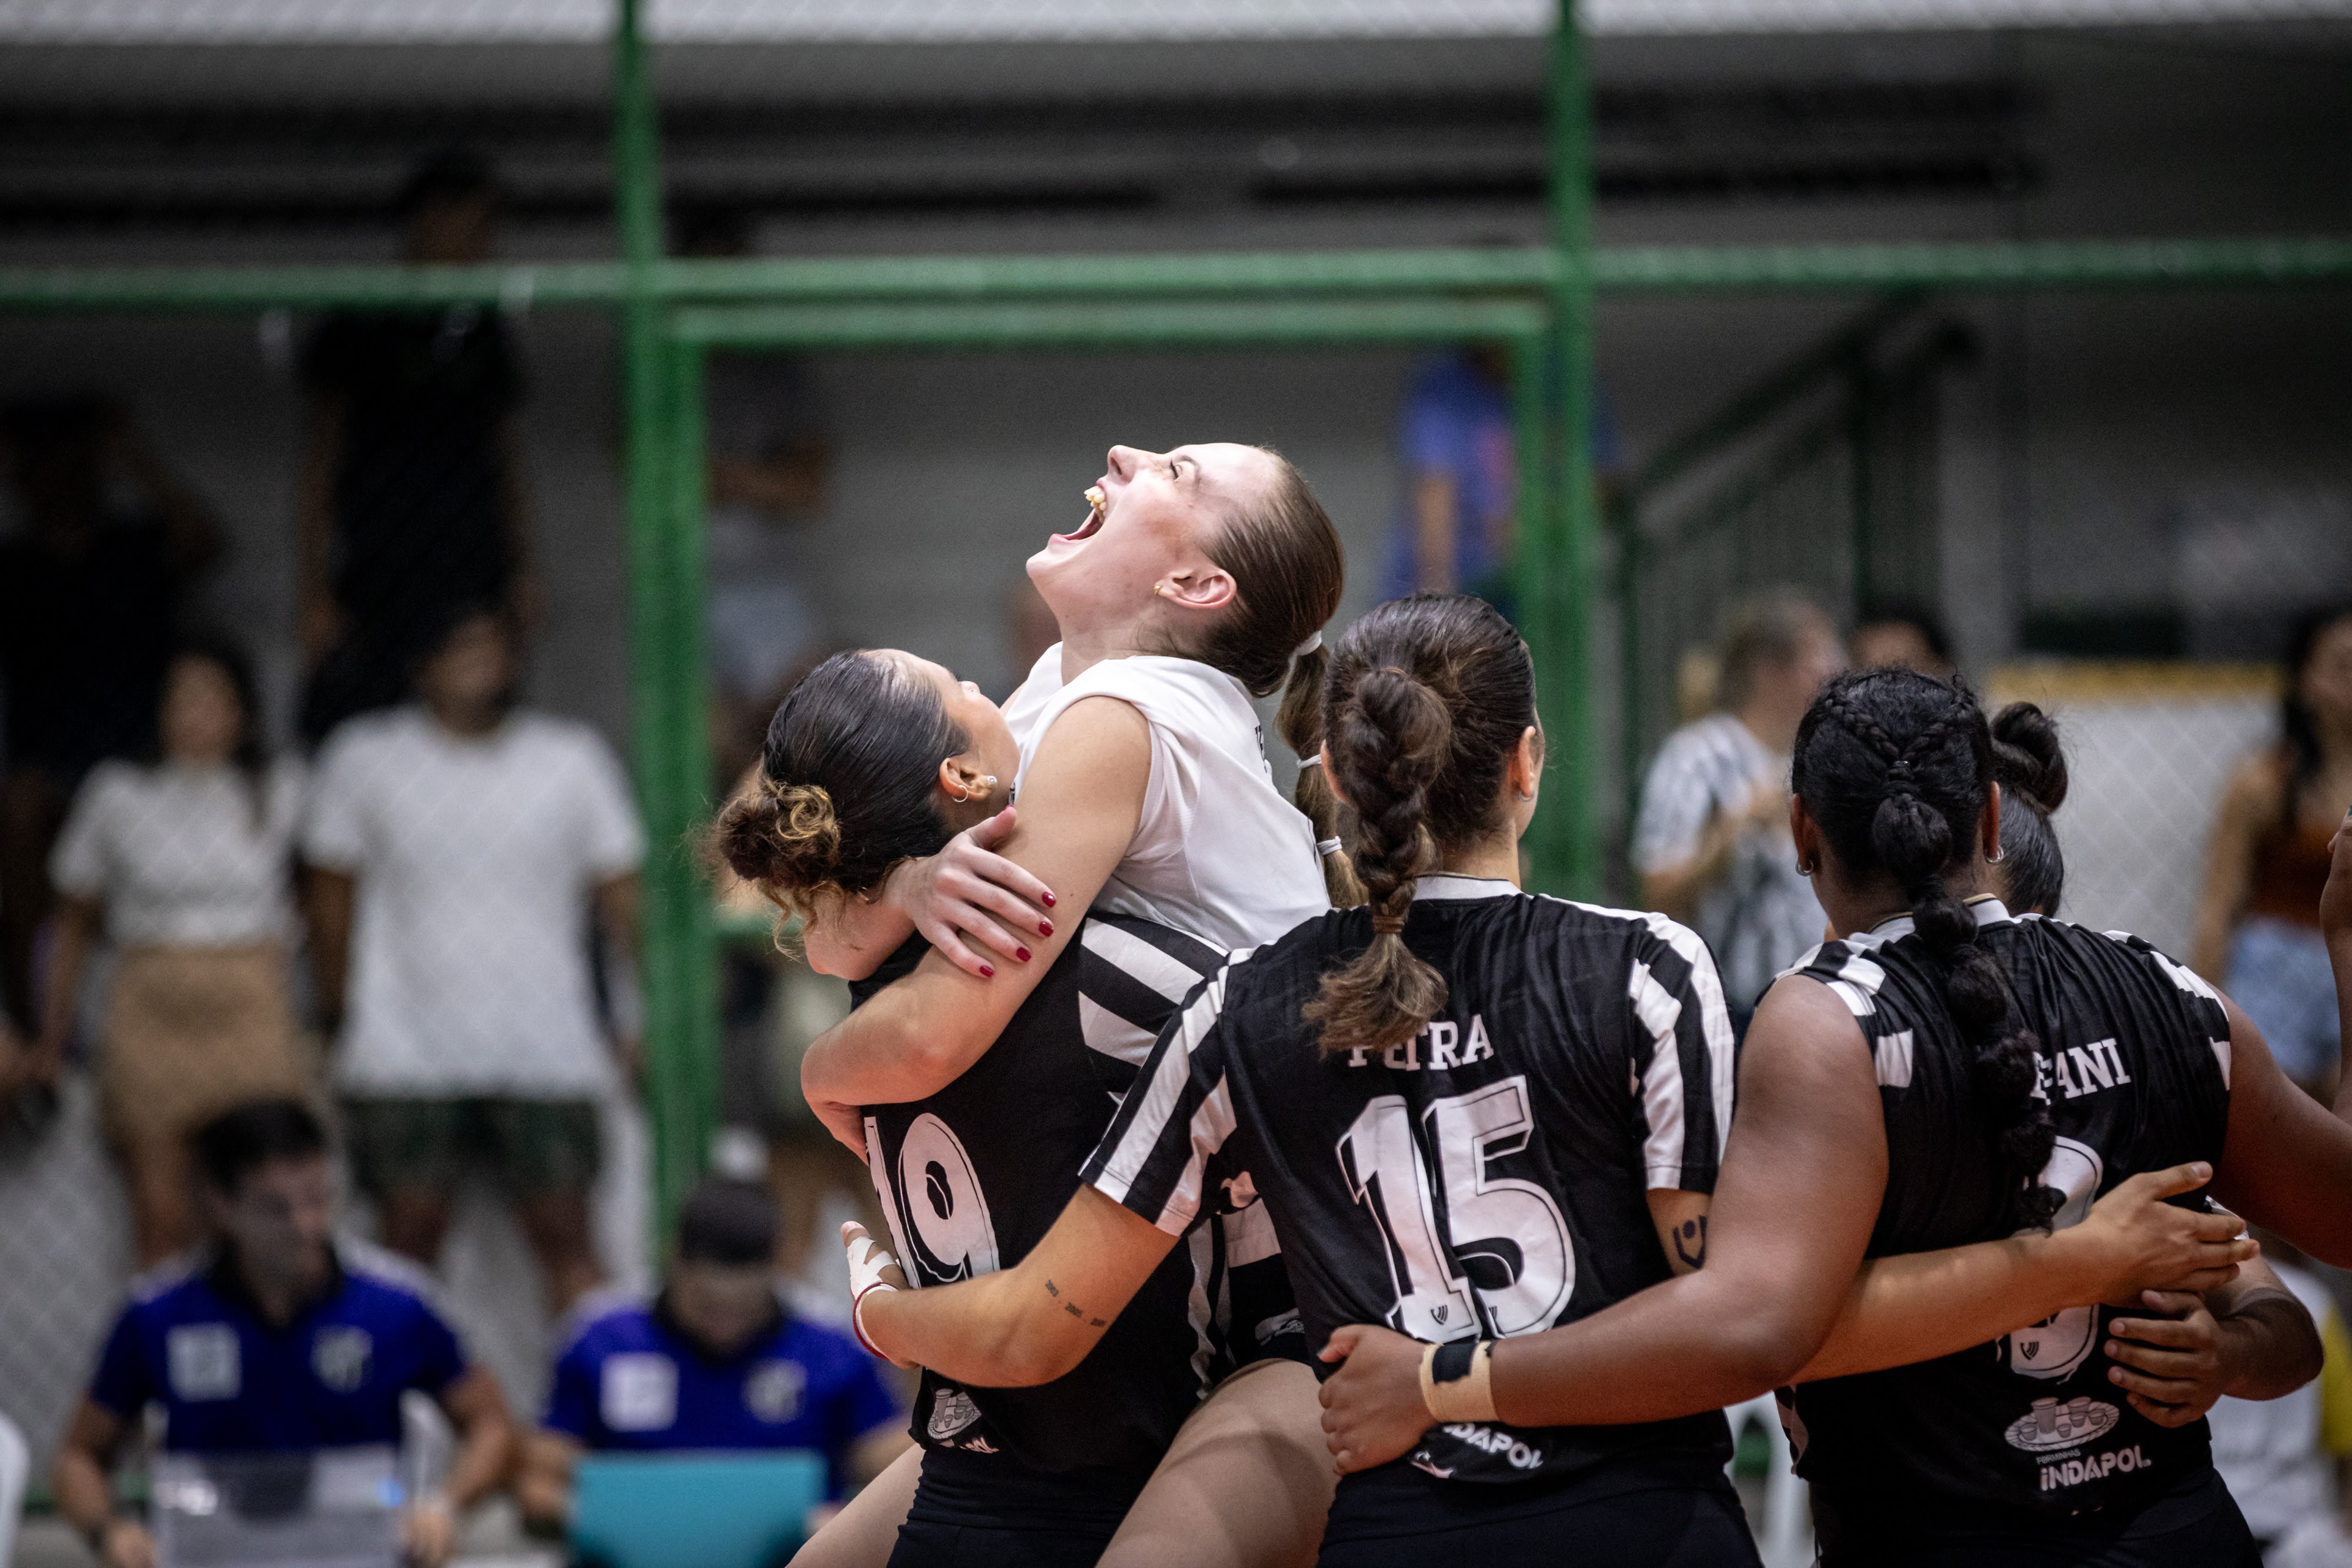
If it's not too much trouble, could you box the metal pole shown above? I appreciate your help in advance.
[613,0,700,1239]
[1539,0,1601,899]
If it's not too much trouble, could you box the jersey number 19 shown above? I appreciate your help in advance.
[1338,1076,1575,1340]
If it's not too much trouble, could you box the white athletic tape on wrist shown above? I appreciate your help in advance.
[1420,1339,1498,1425]
[845,1232,902,1360]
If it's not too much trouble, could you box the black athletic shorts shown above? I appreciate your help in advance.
[1812,1465,2261,1567]
[888,1445,1157,1568]
[1315,1450,1760,1568]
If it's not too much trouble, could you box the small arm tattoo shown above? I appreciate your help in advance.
[1673,1215,1708,1272]
[1043,1279,1108,1329]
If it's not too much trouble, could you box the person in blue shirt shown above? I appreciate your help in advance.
[517,1176,906,1530]
[51,1097,517,1568]
[1384,346,1622,616]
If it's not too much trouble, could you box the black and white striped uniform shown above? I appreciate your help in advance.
[1782,898,2244,1557]
[1083,875,1740,1543]
[853,914,1307,1502]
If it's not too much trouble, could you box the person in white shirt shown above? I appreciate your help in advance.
[40,635,312,1266]
[1632,590,1844,1031]
[303,606,643,1316]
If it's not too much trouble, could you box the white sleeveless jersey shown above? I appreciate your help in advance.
[1002,644,1328,951]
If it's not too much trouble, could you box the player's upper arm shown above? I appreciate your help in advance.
[805,697,1150,1104]
[1701,974,1887,1359]
[2214,995,2352,1267]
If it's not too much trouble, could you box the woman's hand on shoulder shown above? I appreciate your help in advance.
[1317,1325,1434,1476]
[2059,1164,2253,1306]
[880,807,1058,979]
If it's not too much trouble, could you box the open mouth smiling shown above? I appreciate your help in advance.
[1054,484,1108,546]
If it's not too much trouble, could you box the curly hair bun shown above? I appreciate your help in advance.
[1990,702,2067,814]
[714,777,847,901]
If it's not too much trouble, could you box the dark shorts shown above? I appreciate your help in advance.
[1813,1466,2261,1568]
[343,1096,602,1198]
[888,1445,1154,1568]
[1316,1451,1760,1568]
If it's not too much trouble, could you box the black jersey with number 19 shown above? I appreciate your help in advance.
[1782,898,2234,1532]
[1083,874,1739,1493]
[850,912,1306,1490]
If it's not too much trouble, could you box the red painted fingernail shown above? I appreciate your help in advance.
[1041,892,1056,907]
[1016,947,1032,962]
[980,964,995,978]
[1040,921,1054,937]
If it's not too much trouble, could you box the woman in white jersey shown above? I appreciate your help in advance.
[780,443,1348,1565]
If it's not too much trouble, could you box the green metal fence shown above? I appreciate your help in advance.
[4,0,2351,1239]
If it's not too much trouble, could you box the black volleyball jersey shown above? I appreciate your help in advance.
[1084,874,1739,1485]
[1782,898,2235,1520]
[851,914,1306,1476]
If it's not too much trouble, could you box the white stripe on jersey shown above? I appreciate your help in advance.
[1093,969,1234,1233]
[1555,897,1739,1166]
[1221,1196,1282,1268]
[1175,1079,1240,1232]
[1629,959,1689,1186]
[1875,1029,1915,1089]
[1077,995,1157,1069]
[1083,920,1218,1005]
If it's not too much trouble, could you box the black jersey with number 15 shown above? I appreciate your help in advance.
[1083,874,1739,1485]
[1782,898,2233,1522]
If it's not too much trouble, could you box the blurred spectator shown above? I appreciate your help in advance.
[1850,599,1958,678]
[1632,591,1842,1031]
[303,606,643,1315]
[2209,1235,2352,1562]
[51,1098,516,1568]
[40,635,311,1265]
[0,397,223,1032]
[2194,606,2352,1097]
[1382,346,1619,617]
[296,148,538,745]
[516,1176,904,1531]
[683,205,836,787]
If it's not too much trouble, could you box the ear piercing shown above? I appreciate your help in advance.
[948,775,1001,805]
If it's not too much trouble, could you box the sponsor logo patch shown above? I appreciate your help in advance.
[311,1327,372,1393]
[2004,1396,2121,1454]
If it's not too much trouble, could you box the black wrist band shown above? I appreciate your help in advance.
[1431,1338,1478,1383]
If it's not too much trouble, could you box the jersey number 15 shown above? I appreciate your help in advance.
[1338,1076,1575,1340]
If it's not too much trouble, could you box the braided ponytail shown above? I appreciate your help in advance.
[1798,673,2059,1232]
[1305,595,1536,1056]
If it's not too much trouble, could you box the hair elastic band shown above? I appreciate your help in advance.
[1294,630,1323,658]
[1317,838,1344,857]
[1371,912,1407,935]
[1297,754,1322,771]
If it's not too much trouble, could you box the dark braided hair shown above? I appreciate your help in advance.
[1990,702,2068,917]
[1305,595,1536,1055]
[1794,670,2060,1232]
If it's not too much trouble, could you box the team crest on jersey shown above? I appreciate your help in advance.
[2004,1396,2120,1453]
[166,1323,240,1402]
[311,1327,372,1392]
[744,1359,806,1423]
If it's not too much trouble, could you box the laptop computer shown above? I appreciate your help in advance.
[152,1445,403,1568]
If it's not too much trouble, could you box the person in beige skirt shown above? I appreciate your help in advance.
[36,634,312,1265]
